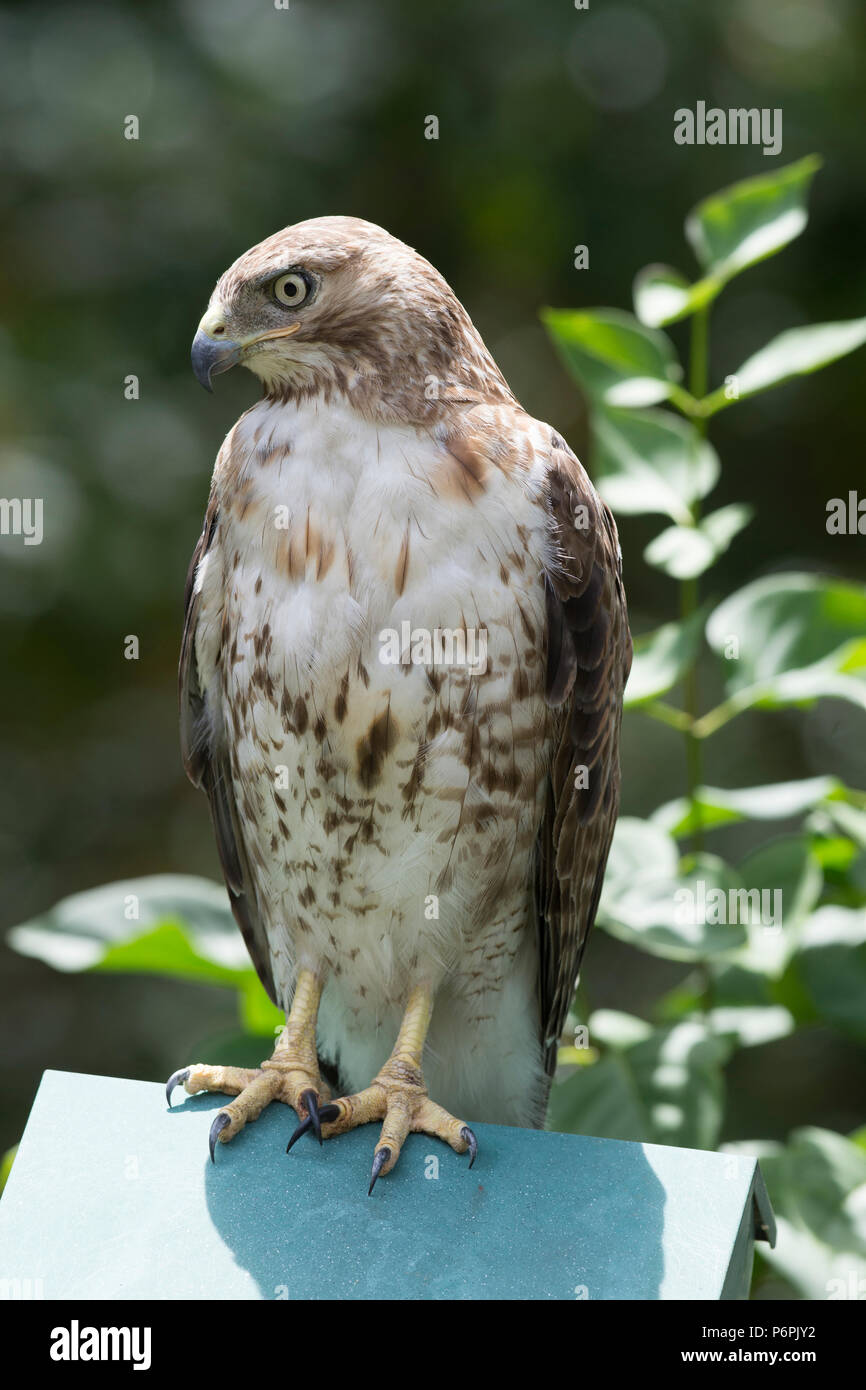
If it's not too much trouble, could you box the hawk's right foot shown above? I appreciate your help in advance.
[164,969,327,1161]
[166,1060,329,1160]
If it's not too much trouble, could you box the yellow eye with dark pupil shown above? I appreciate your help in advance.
[274,273,309,307]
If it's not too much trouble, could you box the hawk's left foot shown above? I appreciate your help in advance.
[285,983,478,1191]
[319,1070,476,1194]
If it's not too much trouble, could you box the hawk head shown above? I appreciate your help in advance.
[191,215,511,419]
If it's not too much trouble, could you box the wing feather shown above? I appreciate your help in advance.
[535,435,631,1076]
[179,499,278,1005]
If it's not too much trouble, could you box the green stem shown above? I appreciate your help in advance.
[667,384,704,419]
[701,963,716,1022]
[639,701,694,733]
[690,305,710,418]
[682,306,710,853]
[691,695,745,740]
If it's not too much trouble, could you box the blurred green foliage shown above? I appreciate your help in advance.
[2,0,866,1300]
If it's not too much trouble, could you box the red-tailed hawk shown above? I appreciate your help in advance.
[167,217,631,1191]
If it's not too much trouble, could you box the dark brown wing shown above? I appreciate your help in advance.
[179,499,278,1004]
[535,434,632,1076]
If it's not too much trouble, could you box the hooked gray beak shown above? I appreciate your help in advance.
[191,329,243,392]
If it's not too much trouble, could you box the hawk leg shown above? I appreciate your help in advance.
[165,969,329,1160]
[287,982,477,1193]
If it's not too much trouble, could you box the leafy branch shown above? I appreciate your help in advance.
[543,154,866,1297]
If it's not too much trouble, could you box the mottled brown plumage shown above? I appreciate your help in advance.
[172,217,631,1178]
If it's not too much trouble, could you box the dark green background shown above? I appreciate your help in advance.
[1,0,864,1154]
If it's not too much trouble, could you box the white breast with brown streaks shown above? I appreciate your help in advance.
[193,394,557,1122]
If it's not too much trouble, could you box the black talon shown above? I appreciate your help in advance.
[286,1101,340,1153]
[461,1126,478,1169]
[165,1068,190,1107]
[286,1115,313,1153]
[301,1089,323,1145]
[368,1146,390,1196]
[209,1111,231,1163]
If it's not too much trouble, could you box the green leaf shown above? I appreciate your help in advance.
[704,573,866,720]
[706,318,866,413]
[542,308,682,408]
[599,830,748,961]
[96,920,247,984]
[744,836,824,921]
[729,836,824,978]
[624,608,706,706]
[708,574,866,688]
[705,1005,796,1048]
[685,154,822,284]
[239,975,286,1037]
[657,980,796,1045]
[652,775,844,838]
[633,263,721,328]
[733,643,866,716]
[592,406,719,524]
[589,1009,654,1050]
[817,798,866,848]
[775,1127,866,1249]
[850,1127,866,1155]
[601,816,680,889]
[655,982,705,1022]
[712,961,778,1009]
[724,1127,866,1299]
[644,503,753,580]
[6,874,251,984]
[0,1145,17,1197]
[550,1014,730,1148]
[635,156,821,328]
[810,835,860,874]
[787,906,866,1043]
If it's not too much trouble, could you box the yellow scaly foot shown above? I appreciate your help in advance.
[285,982,478,1192]
[166,970,328,1160]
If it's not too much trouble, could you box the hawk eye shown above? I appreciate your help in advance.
[273,272,310,308]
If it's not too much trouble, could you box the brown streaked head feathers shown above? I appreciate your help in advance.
[199,215,515,422]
